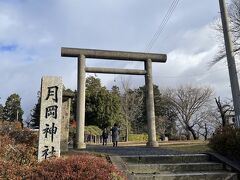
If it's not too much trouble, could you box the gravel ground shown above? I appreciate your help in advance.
[70,144,187,156]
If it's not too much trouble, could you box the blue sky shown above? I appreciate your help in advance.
[0,0,234,120]
[0,44,17,52]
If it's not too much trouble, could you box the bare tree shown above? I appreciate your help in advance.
[165,85,214,140]
[211,0,240,65]
[120,78,143,141]
[195,109,221,140]
[215,97,233,127]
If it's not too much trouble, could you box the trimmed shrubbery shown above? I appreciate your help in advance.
[29,155,125,180]
[128,133,148,141]
[0,121,38,179]
[209,126,240,161]
[9,129,38,147]
[85,125,102,136]
[0,121,126,179]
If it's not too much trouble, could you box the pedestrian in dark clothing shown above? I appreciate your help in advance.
[111,123,120,147]
[102,128,108,146]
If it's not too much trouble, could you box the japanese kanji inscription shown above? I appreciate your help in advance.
[38,76,63,161]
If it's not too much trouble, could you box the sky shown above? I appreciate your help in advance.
[0,0,235,120]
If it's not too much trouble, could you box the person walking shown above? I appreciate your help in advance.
[102,127,109,146]
[111,123,120,147]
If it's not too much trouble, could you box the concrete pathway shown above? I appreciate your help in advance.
[69,143,187,156]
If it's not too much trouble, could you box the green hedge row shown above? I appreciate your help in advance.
[128,134,148,141]
[69,125,102,137]
[85,125,102,136]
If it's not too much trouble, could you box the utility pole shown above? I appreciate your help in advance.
[219,0,240,128]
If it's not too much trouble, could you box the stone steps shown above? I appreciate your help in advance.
[112,154,240,180]
[132,171,238,180]
[127,162,224,174]
[121,154,210,164]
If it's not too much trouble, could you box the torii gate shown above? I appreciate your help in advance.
[61,47,167,148]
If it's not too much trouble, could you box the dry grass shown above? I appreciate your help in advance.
[159,141,213,153]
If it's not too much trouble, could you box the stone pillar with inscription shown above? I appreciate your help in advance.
[38,76,63,161]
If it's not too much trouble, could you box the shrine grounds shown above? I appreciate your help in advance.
[0,121,240,179]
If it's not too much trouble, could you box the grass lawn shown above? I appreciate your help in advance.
[159,141,213,153]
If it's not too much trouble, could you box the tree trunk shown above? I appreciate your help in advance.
[215,97,226,127]
[204,123,208,141]
[125,117,129,142]
[126,125,129,142]
[188,127,198,140]
[186,131,191,140]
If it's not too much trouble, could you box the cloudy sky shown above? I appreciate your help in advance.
[0,0,234,120]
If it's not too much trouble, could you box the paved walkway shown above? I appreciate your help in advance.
[70,143,186,156]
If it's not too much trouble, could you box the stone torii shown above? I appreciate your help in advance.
[61,47,167,149]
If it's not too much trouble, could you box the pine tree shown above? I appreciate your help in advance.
[0,103,3,120]
[3,93,24,123]
[30,94,41,127]
[85,76,123,129]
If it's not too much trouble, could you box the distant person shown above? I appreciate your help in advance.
[102,128,108,146]
[111,123,120,147]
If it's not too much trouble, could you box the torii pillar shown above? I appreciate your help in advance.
[77,54,86,149]
[61,47,167,149]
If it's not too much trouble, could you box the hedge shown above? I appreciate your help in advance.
[128,134,148,141]
[209,126,240,161]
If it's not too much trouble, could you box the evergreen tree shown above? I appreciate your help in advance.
[85,76,103,127]
[136,85,177,137]
[110,85,123,125]
[30,93,41,127]
[136,85,163,130]
[0,103,3,120]
[3,93,24,123]
[158,95,177,139]
[85,76,123,129]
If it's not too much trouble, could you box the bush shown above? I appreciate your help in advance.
[0,120,22,136]
[0,134,37,166]
[1,143,37,166]
[69,125,102,143]
[209,126,240,160]
[0,135,37,179]
[0,122,125,179]
[0,160,32,179]
[85,125,102,136]
[128,134,148,141]
[0,135,14,151]
[29,155,126,180]
[9,129,38,147]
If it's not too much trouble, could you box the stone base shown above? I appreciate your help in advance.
[60,140,69,152]
[146,141,159,147]
[76,142,86,149]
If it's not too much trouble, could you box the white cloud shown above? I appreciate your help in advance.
[149,25,232,100]
[1,0,234,120]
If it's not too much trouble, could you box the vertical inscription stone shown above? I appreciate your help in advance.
[38,76,63,161]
